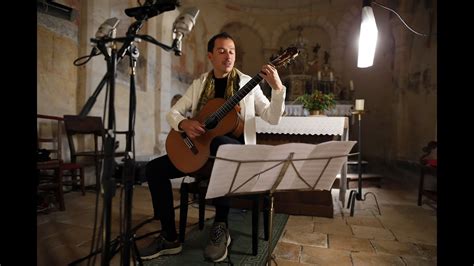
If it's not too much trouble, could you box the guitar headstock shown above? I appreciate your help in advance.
[270,47,300,69]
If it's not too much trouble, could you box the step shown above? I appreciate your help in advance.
[347,160,368,165]
[334,172,383,188]
[345,173,382,182]
[347,160,369,173]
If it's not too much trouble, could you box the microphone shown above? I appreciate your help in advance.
[172,7,200,56]
[125,0,178,20]
[95,17,120,39]
[92,17,120,55]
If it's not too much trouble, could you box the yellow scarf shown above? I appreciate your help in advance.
[196,68,240,113]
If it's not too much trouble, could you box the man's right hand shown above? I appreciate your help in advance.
[178,119,206,139]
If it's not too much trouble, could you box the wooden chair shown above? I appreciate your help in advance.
[177,161,215,242]
[63,115,127,191]
[418,141,437,206]
[37,114,85,212]
[37,157,65,211]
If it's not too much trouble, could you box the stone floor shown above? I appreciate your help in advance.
[37,176,437,265]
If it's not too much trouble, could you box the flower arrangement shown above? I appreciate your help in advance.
[295,90,337,113]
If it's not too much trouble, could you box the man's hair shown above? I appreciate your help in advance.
[207,32,234,53]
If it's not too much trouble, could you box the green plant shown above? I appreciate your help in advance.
[295,91,336,112]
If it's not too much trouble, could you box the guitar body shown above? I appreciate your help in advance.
[166,98,243,174]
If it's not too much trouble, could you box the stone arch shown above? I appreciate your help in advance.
[219,21,266,75]
[218,17,270,48]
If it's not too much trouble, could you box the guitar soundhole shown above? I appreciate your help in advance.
[204,115,218,130]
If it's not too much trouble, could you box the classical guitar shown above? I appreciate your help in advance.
[166,47,299,174]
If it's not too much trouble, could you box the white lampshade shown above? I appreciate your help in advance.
[357,5,378,68]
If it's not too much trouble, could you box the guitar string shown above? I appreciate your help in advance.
[214,76,262,121]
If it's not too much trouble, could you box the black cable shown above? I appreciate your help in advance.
[373,1,436,37]
[85,176,103,266]
[73,48,102,66]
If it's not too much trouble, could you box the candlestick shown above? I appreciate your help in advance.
[329,72,334,81]
[355,99,364,111]
[349,80,354,91]
[317,71,321,80]
[347,108,381,217]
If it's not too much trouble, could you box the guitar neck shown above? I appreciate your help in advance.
[213,74,263,121]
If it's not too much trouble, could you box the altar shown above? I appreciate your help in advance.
[255,116,349,217]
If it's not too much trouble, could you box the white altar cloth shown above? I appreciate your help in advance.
[255,116,350,204]
[256,116,347,136]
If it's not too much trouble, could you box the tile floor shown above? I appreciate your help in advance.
[37,176,437,265]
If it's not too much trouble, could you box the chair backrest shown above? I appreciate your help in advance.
[420,140,437,166]
[37,114,63,162]
[37,114,67,211]
[63,115,105,162]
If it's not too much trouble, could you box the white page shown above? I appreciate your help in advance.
[251,142,316,192]
[205,144,274,199]
[279,141,356,191]
[205,141,356,199]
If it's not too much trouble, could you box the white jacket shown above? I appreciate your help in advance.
[166,69,286,144]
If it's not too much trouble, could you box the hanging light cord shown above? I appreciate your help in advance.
[372,1,436,37]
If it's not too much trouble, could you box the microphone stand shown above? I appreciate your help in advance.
[120,43,140,266]
[101,38,117,266]
[70,14,181,266]
[79,19,143,117]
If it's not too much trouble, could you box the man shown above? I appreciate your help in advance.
[140,32,286,262]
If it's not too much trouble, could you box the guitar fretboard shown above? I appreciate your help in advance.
[212,74,263,122]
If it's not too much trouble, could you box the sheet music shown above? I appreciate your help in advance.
[205,141,356,199]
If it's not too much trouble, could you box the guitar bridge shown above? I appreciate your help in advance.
[180,132,198,155]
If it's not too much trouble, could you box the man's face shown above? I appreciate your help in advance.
[208,38,235,78]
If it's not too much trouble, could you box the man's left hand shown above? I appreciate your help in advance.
[259,64,284,91]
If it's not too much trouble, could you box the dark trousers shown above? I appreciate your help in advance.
[145,135,243,241]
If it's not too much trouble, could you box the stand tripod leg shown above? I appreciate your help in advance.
[347,190,356,208]
[132,234,143,265]
[349,192,357,217]
[68,249,102,265]
[364,192,382,215]
[68,236,121,265]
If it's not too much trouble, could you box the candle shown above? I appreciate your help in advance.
[329,72,334,81]
[317,71,321,80]
[349,80,354,91]
[355,99,364,111]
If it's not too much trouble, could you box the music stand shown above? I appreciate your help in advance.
[206,141,357,266]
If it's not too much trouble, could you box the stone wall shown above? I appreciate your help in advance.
[369,0,437,167]
[37,13,78,117]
